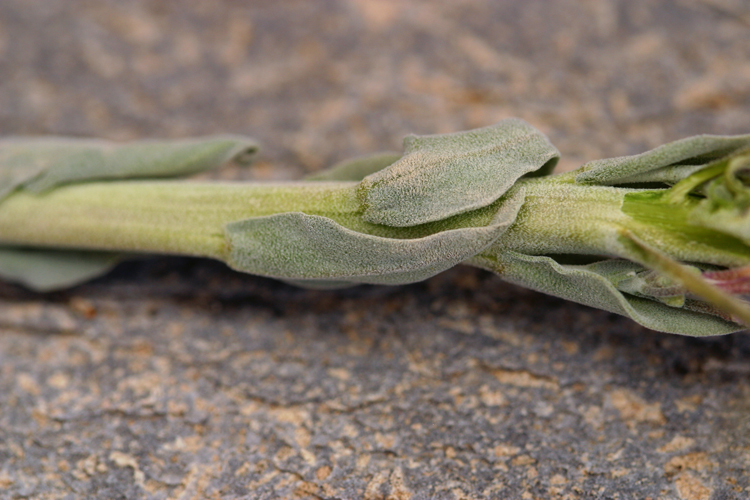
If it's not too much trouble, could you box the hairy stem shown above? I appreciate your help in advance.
[0,181,361,259]
[0,175,748,271]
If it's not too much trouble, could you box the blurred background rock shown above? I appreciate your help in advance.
[1,1,749,499]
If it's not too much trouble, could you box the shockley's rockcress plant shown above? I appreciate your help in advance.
[1,119,749,336]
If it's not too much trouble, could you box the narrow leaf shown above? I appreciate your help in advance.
[469,250,742,336]
[575,133,750,186]
[0,135,258,201]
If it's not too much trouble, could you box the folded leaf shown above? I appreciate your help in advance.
[225,191,526,286]
[576,133,750,186]
[469,250,742,335]
[359,118,559,227]
[0,135,258,201]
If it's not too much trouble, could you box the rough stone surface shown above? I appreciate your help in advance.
[1,1,750,499]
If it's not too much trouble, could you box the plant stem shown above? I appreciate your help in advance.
[1,175,748,270]
[495,177,750,268]
[0,180,361,259]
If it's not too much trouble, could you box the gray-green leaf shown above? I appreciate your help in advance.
[0,248,121,292]
[359,118,559,227]
[469,251,742,335]
[225,191,526,286]
[575,133,750,186]
[0,135,258,201]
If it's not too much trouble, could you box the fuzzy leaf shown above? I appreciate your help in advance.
[576,133,750,186]
[469,251,742,335]
[0,135,258,201]
[305,152,401,181]
[225,191,525,286]
[0,248,120,292]
[359,118,559,227]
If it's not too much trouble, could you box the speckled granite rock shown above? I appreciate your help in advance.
[1,1,750,499]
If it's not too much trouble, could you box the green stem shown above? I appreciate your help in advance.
[1,175,748,271]
[495,178,631,257]
[496,178,750,268]
[0,181,360,259]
